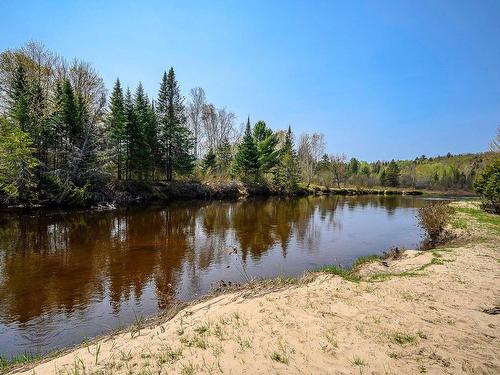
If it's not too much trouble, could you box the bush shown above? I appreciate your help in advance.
[473,158,500,214]
[417,202,454,248]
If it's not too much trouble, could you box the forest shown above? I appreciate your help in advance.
[0,42,497,207]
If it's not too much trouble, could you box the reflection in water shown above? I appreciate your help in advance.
[0,195,426,356]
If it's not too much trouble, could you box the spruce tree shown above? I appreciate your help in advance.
[145,101,159,178]
[273,126,299,194]
[108,79,126,180]
[201,149,217,173]
[9,65,30,133]
[385,160,400,187]
[134,83,152,178]
[157,68,194,180]
[232,117,259,182]
[124,87,143,179]
[253,120,278,174]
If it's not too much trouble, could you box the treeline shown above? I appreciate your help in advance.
[0,42,495,207]
[0,42,302,206]
[305,152,497,191]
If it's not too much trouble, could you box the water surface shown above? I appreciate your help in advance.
[0,195,428,356]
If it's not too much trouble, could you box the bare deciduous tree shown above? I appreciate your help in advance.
[187,87,206,159]
[201,104,236,154]
[298,133,314,186]
[490,125,500,152]
[330,153,347,188]
[311,133,326,163]
[298,132,325,186]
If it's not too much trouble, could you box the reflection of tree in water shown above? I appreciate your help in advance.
[154,205,198,309]
[0,195,423,327]
[231,199,280,262]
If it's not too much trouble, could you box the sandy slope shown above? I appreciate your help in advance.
[12,206,500,375]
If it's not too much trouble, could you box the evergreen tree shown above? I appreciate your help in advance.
[157,68,194,180]
[232,117,260,182]
[253,120,278,174]
[134,83,152,178]
[273,126,299,194]
[124,87,144,179]
[380,169,387,186]
[9,65,30,133]
[348,157,360,175]
[215,137,233,175]
[145,101,159,178]
[108,79,126,180]
[201,149,217,173]
[61,79,80,144]
[385,160,400,187]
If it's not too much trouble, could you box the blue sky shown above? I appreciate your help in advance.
[1,0,499,161]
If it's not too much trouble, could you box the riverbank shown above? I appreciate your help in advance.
[6,201,498,374]
[4,177,475,210]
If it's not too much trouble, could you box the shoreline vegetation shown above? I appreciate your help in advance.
[0,42,495,210]
[3,201,499,374]
[2,184,430,210]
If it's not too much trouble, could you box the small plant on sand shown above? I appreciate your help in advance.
[352,356,367,366]
[417,202,454,248]
[391,332,417,346]
[270,351,289,364]
[382,246,404,260]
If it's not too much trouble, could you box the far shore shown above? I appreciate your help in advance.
[1,179,478,211]
[4,201,498,375]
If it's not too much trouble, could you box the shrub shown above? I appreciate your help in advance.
[417,202,454,248]
[473,158,500,214]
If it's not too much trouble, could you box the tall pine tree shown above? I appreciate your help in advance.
[9,65,30,133]
[108,79,126,180]
[124,87,144,179]
[232,117,259,182]
[157,68,194,181]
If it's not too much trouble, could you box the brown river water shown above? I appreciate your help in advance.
[0,195,431,357]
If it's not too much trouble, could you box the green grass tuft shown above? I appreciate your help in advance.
[0,352,42,373]
[390,332,417,346]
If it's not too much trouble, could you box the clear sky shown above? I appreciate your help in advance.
[1,0,499,161]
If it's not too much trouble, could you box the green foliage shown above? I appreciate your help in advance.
[348,157,360,175]
[9,65,30,133]
[0,352,41,373]
[108,79,126,180]
[253,120,279,174]
[124,87,144,178]
[379,169,387,186]
[384,160,400,187]
[473,158,500,214]
[0,117,39,203]
[157,68,194,180]
[134,83,154,177]
[201,149,217,173]
[232,118,260,182]
[273,126,299,194]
